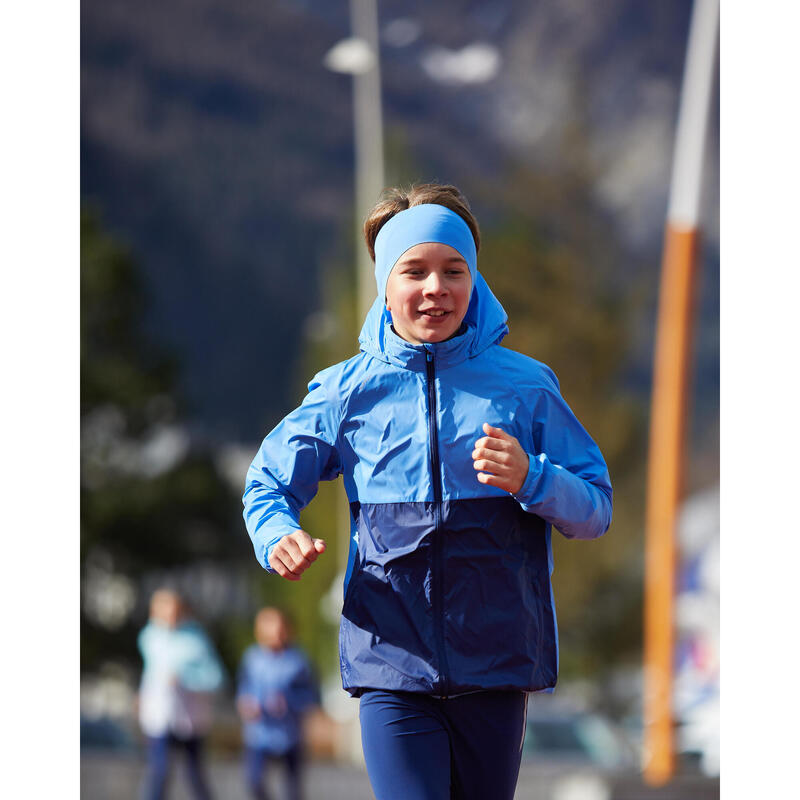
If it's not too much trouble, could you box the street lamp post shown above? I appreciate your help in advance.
[351,0,385,319]
[324,0,386,321]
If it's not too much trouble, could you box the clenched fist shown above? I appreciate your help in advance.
[268,530,326,581]
[472,423,530,495]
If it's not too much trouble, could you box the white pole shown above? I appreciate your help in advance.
[350,0,385,320]
[668,0,719,229]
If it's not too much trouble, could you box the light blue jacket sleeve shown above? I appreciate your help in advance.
[513,372,613,540]
[243,374,342,571]
[179,626,226,692]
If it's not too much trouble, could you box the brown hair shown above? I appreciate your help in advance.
[363,183,480,262]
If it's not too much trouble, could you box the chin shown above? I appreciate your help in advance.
[419,329,455,343]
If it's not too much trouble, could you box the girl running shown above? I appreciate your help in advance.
[243,183,612,799]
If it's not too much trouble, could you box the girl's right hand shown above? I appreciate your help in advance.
[268,530,326,581]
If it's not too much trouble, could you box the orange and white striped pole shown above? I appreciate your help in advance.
[643,0,718,785]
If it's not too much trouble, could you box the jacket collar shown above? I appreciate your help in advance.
[379,321,475,371]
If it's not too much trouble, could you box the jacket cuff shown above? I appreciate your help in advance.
[263,541,278,573]
[512,452,542,509]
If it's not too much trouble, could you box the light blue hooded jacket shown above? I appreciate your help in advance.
[243,205,612,697]
[137,620,225,736]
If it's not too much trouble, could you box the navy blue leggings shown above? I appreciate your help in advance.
[243,744,303,800]
[359,690,527,800]
[141,734,213,800]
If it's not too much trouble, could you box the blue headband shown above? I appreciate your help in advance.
[373,204,478,301]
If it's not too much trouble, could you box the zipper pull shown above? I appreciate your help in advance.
[426,349,433,363]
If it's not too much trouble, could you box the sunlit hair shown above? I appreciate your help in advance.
[363,183,480,262]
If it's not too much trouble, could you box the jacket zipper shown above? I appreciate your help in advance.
[426,348,450,696]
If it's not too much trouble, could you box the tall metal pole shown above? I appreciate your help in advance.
[351,0,385,320]
[643,0,718,785]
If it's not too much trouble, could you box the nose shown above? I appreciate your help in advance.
[422,271,446,296]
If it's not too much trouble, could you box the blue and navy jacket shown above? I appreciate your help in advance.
[236,644,318,753]
[243,274,612,697]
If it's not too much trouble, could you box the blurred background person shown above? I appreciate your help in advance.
[236,607,319,800]
[137,588,225,800]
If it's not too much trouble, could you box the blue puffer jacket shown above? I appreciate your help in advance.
[243,274,612,698]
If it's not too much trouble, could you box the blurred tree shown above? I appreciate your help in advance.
[81,209,249,675]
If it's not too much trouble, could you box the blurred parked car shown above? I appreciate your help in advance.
[522,703,637,770]
[80,714,137,752]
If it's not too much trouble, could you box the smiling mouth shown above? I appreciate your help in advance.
[419,309,449,317]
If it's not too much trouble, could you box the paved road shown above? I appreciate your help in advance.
[81,752,372,800]
[81,753,718,800]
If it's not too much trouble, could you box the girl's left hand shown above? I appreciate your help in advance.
[472,423,529,495]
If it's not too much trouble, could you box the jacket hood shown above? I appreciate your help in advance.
[358,271,509,367]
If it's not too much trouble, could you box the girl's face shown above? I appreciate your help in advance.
[385,242,472,344]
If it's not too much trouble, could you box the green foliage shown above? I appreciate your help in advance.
[81,209,246,675]
[80,455,249,569]
[81,210,177,432]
